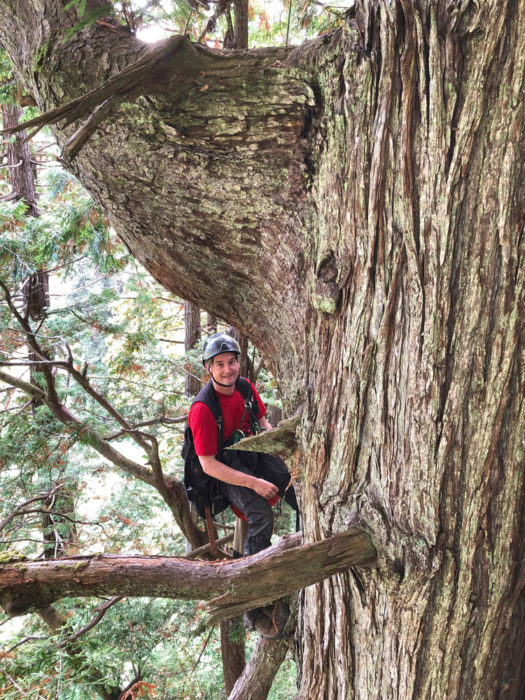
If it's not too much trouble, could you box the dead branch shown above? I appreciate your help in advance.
[5,635,48,652]
[185,532,234,559]
[0,529,376,619]
[58,596,124,647]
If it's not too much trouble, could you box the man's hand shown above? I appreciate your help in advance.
[199,455,279,500]
[253,478,279,500]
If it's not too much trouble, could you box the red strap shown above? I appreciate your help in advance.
[230,494,279,522]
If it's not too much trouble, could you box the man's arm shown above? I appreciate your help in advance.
[198,455,278,501]
[258,416,272,431]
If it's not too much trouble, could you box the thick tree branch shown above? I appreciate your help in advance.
[0,529,376,618]
[0,36,189,140]
[0,35,299,159]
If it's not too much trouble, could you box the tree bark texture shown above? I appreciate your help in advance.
[0,1,523,698]
[220,617,246,696]
[229,636,292,700]
[1,103,38,215]
[184,300,202,396]
[0,529,375,617]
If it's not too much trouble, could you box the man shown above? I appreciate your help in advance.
[188,332,298,637]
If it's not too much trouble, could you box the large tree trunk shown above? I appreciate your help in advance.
[0,1,523,698]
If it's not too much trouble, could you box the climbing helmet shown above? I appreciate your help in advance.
[202,333,241,365]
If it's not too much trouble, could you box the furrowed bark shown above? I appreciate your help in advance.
[294,2,524,697]
[184,301,202,396]
[229,636,292,700]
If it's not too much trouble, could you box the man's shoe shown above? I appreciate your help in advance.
[251,600,290,640]
[243,607,263,630]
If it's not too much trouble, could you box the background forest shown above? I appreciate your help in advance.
[0,0,332,695]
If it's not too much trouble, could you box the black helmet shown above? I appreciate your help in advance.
[202,333,241,365]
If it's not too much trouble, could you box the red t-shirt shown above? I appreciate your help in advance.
[188,380,266,456]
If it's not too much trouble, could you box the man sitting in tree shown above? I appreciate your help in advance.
[188,333,299,638]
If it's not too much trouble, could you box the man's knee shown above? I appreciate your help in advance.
[244,497,274,555]
[246,497,274,535]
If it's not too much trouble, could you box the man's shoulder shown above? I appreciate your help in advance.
[188,385,217,422]
[191,380,215,403]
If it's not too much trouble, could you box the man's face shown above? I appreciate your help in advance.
[207,352,240,387]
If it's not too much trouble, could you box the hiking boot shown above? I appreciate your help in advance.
[245,535,272,556]
[245,600,290,640]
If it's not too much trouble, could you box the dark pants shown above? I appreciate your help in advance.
[220,452,298,556]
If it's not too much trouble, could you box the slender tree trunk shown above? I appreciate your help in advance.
[233,0,249,51]
[41,487,78,559]
[221,618,246,696]
[1,103,38,215]
[1,103,49,321]
[184,300,202,396]
[228,325,255,382]
[205,313,217,334]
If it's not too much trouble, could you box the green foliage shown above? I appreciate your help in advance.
[55,0,341,48]
[0,596,228,699]
[0,51,16,105]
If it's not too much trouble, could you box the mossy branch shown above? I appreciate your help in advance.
[227,416,301,459]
